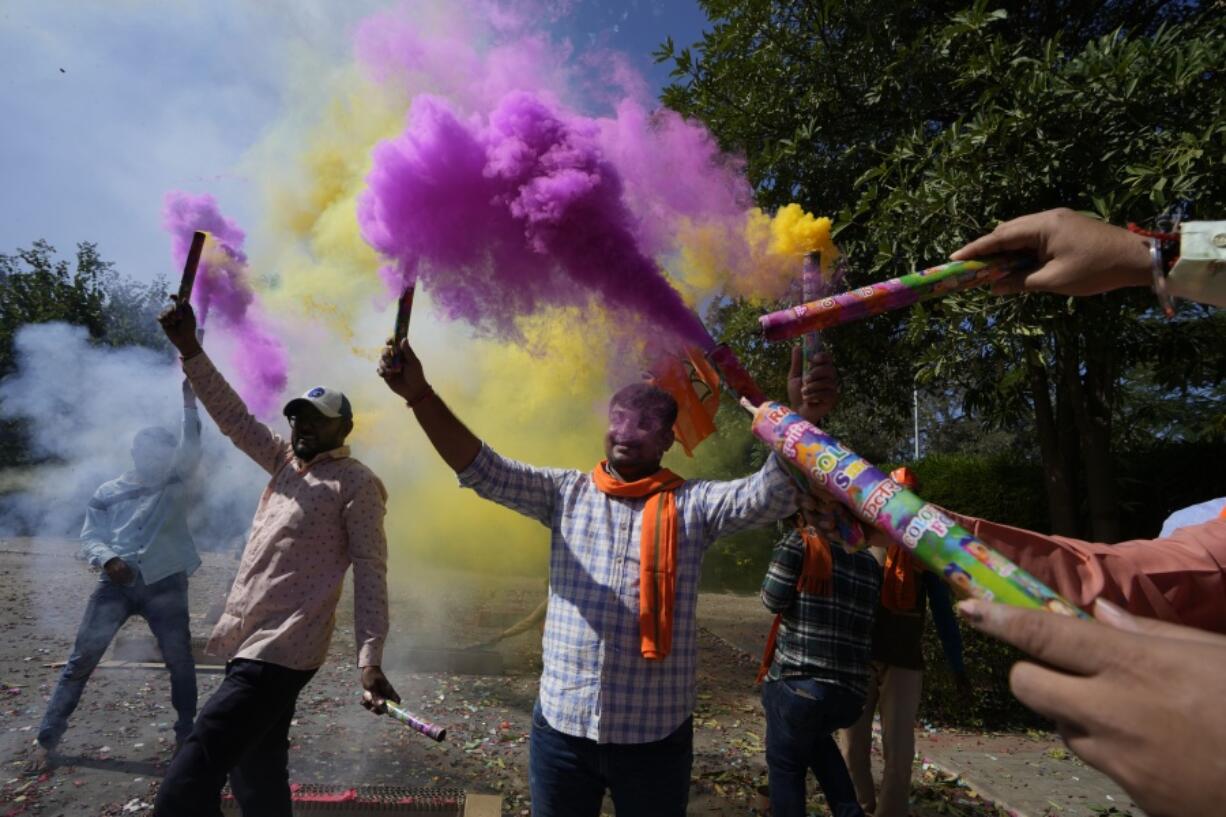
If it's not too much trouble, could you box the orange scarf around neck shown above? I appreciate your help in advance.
[591,461,685,661]
[881,543,920,612]
[755,522,834,682]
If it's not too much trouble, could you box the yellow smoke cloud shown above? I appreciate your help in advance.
[669,204,840,308]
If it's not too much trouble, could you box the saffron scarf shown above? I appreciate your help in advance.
[591,461,685,660]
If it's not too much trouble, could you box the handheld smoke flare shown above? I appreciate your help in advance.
[747,399,1087,617]
[759,256,1034,341]
[177,231,207,304]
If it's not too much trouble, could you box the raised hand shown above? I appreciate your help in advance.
[787,345,839,426]
[158,299,203,358]
[377,338,430,403]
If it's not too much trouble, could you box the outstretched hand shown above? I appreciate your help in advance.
[950,208,1151,297]
[377,339,430,402]
[787,346,839,426]
[958,597,1226,817]
[158,299,203,358]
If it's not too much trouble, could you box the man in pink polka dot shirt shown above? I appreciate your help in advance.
[153,301,398,817]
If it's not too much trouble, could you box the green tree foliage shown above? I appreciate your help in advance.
[0,240,170,464]
[661,2,1225,540]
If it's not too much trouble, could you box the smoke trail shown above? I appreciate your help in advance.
[358,91,712,350]
[162,191,289,416]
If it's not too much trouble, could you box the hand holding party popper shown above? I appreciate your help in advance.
[362,691,447,742]
[176,231,207,304]
[747,399,1087,617]
[759,255,1036,341]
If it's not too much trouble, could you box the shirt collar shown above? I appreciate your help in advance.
[296,445,351,469]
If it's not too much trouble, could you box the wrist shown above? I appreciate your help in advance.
[406,384,435,409]
[178,341,204,360]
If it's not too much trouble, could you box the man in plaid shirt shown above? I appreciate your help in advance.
[380,340,835,817]
[759,493,881,817]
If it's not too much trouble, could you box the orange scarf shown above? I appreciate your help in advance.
[881,543,920,612]
[591,461,685,661]
[755,523,833,682]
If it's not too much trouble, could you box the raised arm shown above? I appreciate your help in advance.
[158,302,286,473]
[378,339,480,473]
[173,376,203,477]
[378,338,569,525]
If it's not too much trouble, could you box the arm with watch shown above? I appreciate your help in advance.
[951,208,1225,308]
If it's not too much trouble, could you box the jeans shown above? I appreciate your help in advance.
[528,701,692,817]
[153,659,317,817]
[39,572,196,748]
[762,677,865,817]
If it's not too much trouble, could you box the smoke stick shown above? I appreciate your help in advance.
[177,231,207,304]
[760,255,1034,341]
[393,284,415,345]
[745,399,1087,616]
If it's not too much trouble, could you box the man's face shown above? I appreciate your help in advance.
[604,401,673,478]
[131,439,175,482]
[288,404,350,460]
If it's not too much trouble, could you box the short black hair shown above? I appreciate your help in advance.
[133,427,176,448]
[609,383,678,430]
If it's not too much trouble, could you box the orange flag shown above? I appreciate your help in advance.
[650,347,722,456]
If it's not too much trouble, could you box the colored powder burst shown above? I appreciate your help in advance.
[357,91,714,352]
[162,192,289,416]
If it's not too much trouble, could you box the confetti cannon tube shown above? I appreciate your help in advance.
[759,255,1034,341]
[384,701,447,742]
[749,400,1088,617]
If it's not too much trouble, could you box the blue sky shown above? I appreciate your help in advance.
[0,0,710,285]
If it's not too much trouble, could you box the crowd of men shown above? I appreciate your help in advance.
[25,208,1226,817]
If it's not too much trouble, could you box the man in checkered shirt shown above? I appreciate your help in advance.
[380,340,837,817]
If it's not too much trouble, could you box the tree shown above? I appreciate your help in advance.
[661,2,1224,539]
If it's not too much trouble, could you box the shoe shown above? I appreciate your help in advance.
[22,742,54,776]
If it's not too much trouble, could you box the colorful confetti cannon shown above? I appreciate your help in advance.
[176,231,207,304]
[703,340,864,550]
[384,701,447,742]
[759,255,1034,341]
[748,399,1087,617]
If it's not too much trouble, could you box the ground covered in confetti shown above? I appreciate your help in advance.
[2,540,1135,816]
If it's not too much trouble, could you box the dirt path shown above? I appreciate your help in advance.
[2,542,1134,816]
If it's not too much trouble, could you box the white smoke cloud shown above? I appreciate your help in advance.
[0,322,265,552]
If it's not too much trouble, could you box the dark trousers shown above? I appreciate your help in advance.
[528,701,693,817]
[39,572,196,748]
[153,658,316,817]
[762,677,865,817]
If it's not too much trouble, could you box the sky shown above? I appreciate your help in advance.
[0,0,710,284]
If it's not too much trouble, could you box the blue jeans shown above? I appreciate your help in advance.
[762,678,865,817]
[38,572,196,748]
[528,701,692,817]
